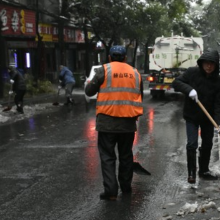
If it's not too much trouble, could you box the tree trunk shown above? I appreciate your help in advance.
[58,20,66,66]
[132,41,138,67]
[83,21,90,77]
[144,42,149,74]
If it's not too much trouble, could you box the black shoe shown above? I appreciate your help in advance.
[188,176,196,184]
[99,192,117,201]
[17,106,24,114]
[199,171,218,180]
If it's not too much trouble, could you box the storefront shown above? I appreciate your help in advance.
[0,4,36,77]
[37,23,77,82]
[37,23,98,84]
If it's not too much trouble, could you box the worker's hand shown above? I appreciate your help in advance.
[59,80,62,83]
[217,126,220,135]
[10,79,14,84]
[8,90,13,95]
[214,126,220,135]
[189,89,198,102]
[58,86,62,89]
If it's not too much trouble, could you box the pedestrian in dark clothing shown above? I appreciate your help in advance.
[172,49,220,184]
[8,66,26,114]
[85,45,144,200]
[59,65,76,105]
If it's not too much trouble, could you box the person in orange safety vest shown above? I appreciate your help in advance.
[85,45,143,201]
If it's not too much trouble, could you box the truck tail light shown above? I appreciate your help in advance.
[147,76,154,82]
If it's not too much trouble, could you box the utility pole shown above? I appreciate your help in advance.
[58,19,65,65]
[83,18,90,77]
[58,0,68,66]
[67,3,92,77]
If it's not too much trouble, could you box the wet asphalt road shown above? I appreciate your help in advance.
[0,90,220,220]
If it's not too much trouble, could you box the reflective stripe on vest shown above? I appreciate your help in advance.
[100,63,141,94]
[96,62,143,117]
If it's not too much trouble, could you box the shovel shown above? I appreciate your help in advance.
[197,100,220,159]
[2,85,13,112]
[133,162,151,175]
[53,87,61,106]
[197,100,219,130]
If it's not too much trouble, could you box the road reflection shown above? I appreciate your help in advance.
[147,107,155,147]
[83,116,97,147]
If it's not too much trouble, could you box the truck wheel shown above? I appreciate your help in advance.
[150,90,165,98]
[150,90,159,98]
[159,90,165,97]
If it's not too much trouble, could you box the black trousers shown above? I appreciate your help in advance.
[14,90,26,107]
[98,131,135,195]
[186,120,214,151]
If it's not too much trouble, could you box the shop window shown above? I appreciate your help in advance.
[9,49,17,68]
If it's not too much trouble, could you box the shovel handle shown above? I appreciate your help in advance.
[197,100,219,129]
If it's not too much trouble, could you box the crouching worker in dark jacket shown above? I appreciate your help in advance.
[8,66,26,114]
[85,45,143,200]
[172,49,220,184]
[59,65,76,105]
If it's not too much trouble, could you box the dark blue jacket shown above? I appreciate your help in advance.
[59,66,75,86]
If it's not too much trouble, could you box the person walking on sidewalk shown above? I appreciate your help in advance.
[172,48,220,184]
[85,45,143,200]
[59,65,76,105]
[8,66,26,114]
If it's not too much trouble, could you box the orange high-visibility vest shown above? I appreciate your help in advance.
[96,62,143,117]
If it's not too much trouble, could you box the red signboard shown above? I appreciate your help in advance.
[64,27,75,42]
[51,26,75,42]
[37,23,75,42]
[75,30,84,43]
[0,5,36,37]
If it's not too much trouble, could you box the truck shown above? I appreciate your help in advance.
[146,34,204,97]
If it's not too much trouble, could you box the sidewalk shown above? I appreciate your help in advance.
[0,85,85,106]
[0,86,85,125]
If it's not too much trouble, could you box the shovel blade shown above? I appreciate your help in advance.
[2,106,12,112]
[133,162,151,175]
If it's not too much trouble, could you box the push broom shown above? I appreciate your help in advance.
[197,100,219,131]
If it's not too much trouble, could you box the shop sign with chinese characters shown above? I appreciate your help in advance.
[37,23,75,42]
[75,30,93,43]
[0,5,36,37]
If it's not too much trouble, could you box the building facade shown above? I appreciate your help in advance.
[0,0,101,97]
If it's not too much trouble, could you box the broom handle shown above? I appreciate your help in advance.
[197,100,219,129]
